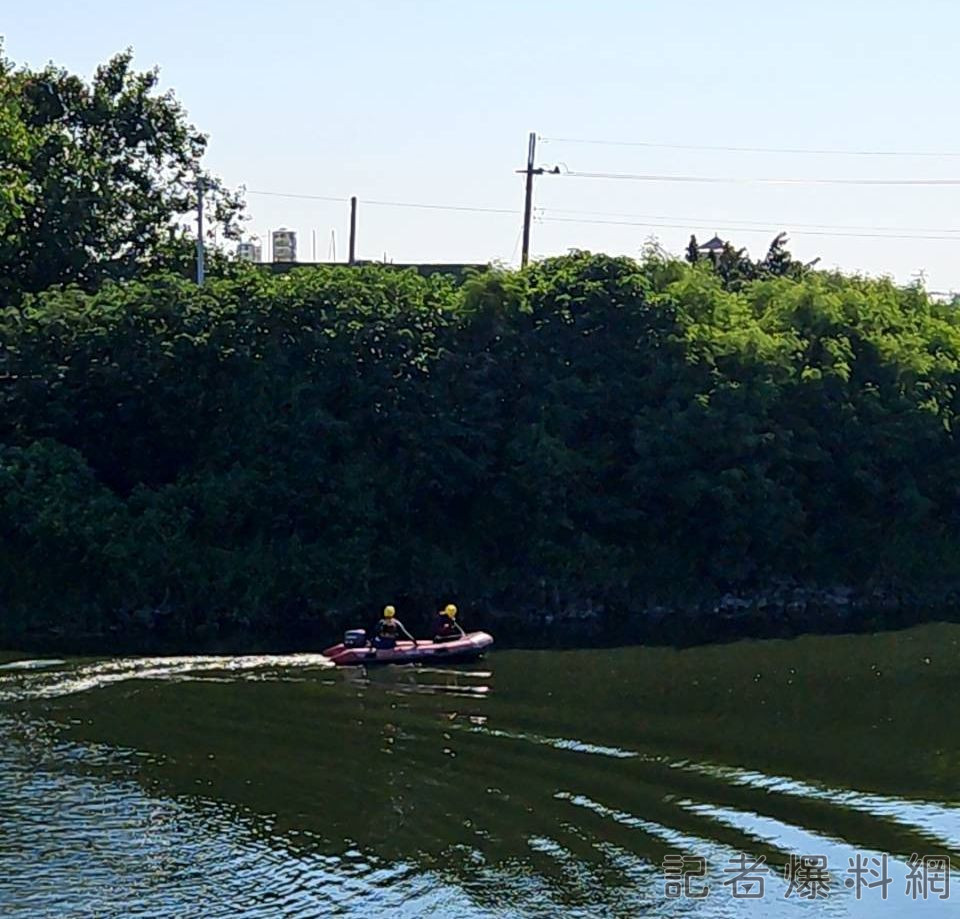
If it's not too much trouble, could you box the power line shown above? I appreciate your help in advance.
[365,198,517,215]
[507,224,525,264]
[247,190,349,203]
[539,207,960,236]
[246,189,518,215]
[540,136,960,158]
[560,171,960,187]
[540,214,960,242]
[243,187,960,241]
[245,187,960,233]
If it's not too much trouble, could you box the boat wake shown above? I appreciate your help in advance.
[0,653,334,701]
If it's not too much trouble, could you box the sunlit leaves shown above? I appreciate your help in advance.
[0,49,243,305]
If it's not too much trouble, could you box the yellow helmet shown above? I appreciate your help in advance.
[383,605,396,619]
[444,604,458,618]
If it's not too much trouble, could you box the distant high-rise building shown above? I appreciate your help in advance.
[236,240,262,263]
[272,228,297,263]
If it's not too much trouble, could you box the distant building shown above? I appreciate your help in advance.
[236,240,262,263]
[698,235,727,257]
[272,228,297,263]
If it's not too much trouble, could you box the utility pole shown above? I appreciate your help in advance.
[349,196,357,265]
[521,132,536,268]
[195,178,205,285]
[517,133,559,268]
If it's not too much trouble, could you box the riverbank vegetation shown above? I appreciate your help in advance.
[4,251,960,647]
[3,48,960,649]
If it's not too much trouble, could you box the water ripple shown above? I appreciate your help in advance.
[1,636,958,918]
[0,653,333,701]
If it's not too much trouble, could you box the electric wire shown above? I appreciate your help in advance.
[539,207,960,236]
[559,171,960,187]
[539,215,960,242]
[243,188,960,241]
[540,136,960,158]
[247,189,517,215]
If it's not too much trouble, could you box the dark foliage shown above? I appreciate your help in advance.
[3,254,960,643]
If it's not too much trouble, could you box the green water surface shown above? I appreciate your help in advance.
[0,624,957,917]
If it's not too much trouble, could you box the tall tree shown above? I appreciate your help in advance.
[0,48,243,303]
[0,52,32,238]
[759,231,817,279]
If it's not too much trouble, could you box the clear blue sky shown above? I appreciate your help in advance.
[6,1,960,290]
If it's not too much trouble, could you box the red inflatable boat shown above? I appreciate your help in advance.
[323,631,494,666]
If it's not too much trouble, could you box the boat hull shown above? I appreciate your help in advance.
[323,631,494,667]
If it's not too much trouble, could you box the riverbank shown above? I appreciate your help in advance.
[490,579,960,647]
[6,256,960,656]
[7,579,960,657]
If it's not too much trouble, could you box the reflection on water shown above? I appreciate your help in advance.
[0,625,958,917]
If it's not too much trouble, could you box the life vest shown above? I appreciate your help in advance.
[378,618,400,638]
[434,615,458,638]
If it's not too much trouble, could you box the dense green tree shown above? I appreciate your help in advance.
[688,232,817,291]
[0,52,32,237]
[2,256,960,646]
[0,48,243,304]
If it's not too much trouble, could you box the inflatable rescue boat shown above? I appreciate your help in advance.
[323,630,494,666]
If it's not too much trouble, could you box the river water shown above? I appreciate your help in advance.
[1,624,958,917]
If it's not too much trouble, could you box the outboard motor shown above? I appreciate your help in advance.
[343,629,367,648]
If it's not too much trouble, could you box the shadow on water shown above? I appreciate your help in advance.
[1,624,959,917]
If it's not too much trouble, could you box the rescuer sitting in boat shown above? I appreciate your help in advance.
[433,604,466,643]
[372,605,417,649]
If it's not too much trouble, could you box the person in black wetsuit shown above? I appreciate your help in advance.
[372,605,417,649]
[433,604,466,643]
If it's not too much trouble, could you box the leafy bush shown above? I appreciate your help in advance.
[2,255,960,644]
